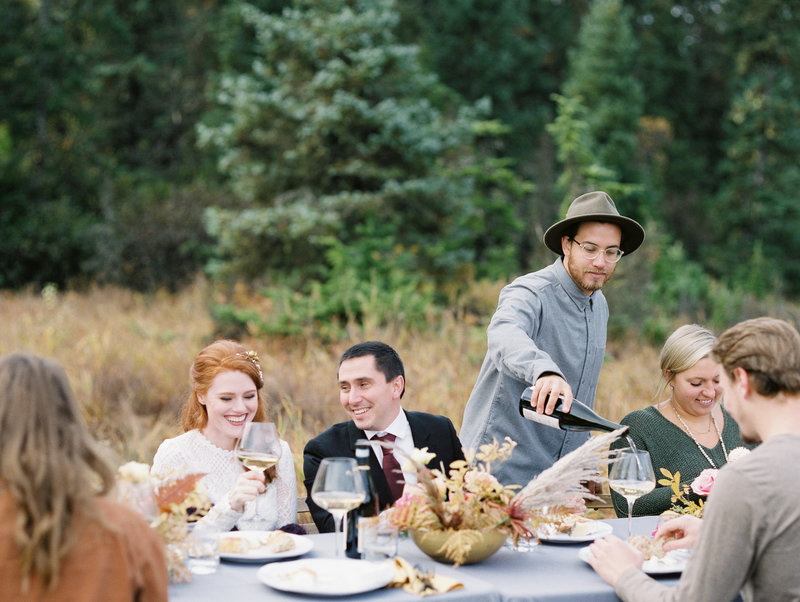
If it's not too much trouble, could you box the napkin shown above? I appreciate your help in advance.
[388,557,463,597]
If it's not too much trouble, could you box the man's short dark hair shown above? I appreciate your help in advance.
[339,341,405,398]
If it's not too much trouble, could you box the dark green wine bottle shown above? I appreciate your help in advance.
[519,387,626,432]
[345,439,379,558]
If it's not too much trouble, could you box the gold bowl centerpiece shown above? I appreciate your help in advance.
[385,431,623,566]
[409,527,508,565]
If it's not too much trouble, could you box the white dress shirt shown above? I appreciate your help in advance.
[364,408,418,485]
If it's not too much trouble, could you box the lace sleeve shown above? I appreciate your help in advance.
[199,494,241,532]
[275,440,298,526]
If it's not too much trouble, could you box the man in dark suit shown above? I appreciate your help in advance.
[303,341,465,533]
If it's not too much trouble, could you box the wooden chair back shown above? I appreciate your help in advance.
[297,497,319,534]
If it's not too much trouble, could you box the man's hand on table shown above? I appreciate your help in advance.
[656,515,701,552]
[586,535,644,587]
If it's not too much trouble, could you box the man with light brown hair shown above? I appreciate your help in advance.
[588,317,800,601]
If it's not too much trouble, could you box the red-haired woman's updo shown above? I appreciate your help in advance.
[180,339,267,431]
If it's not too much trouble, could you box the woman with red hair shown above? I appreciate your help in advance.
[152,340,296,531]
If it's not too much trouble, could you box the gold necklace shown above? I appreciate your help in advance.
[670,400,728,469]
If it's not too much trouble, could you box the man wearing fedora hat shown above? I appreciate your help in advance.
[460,191,645,486]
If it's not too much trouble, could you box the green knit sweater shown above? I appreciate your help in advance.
[609,404,752,517]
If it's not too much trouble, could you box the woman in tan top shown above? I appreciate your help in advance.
[0,353,168,601]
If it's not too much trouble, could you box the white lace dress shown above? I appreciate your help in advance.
[151,429,297,532]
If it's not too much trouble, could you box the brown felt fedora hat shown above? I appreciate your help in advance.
[543,191,645,256]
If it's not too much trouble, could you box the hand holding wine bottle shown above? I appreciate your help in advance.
[526,374,575,414]
[519,387,628,433]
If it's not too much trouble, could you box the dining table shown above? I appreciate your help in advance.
[169,516,681,601]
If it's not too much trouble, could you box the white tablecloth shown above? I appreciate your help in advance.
[169,517,680,601]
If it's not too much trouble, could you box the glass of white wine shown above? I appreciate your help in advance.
[311,457,366,558]
[608,448,656,538]
[235,422,282,475]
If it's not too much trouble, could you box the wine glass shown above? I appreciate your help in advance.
[608,448,656,538]
[311,457,366,557]
[234,422,282,476]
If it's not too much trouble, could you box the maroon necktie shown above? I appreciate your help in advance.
[373,433,404,501]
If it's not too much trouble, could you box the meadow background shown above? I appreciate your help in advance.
[2,278,658,494]
[6,0,800,496]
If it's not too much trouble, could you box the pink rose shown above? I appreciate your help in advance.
[690,468,719,497]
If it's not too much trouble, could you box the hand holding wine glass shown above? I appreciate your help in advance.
[311,457,366,557]
[608,448,655,538]
[235,422,282,481]
[227,470,266,513]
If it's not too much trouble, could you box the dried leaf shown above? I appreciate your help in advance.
[155,473,206,512]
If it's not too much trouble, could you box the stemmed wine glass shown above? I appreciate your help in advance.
[608,448,656,538]
[235,422,283,476]
[311,457,366,557]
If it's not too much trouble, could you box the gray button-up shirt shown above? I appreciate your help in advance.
[460,257,608,486]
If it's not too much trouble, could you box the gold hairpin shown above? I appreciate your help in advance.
[236,350,263,381]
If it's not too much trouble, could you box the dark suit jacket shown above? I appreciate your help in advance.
[303,410,465,533]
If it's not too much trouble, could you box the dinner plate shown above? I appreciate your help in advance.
[641,549,691,574]
[578,546,691,574]
[257,558,394,596]
[219,531,313,563]
[537,520,613,543]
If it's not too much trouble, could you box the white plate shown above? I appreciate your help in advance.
[579,546,691,574]
[537,520,613,543]
[642,549,691,574]
[219,531,313,563]
[257,558,394,596]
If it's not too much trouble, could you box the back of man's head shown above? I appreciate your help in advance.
[712,317,800,398]
[339,341,405,397]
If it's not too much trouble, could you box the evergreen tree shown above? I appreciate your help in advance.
[396,0,590,159]
[710,0,800,297]
[198,0,527,291]
[0,0,231,288]
[624,0,731,257]
[547,0,645,223]
[0,0,101,287]
[562,0,644,191]
[395,0,591,265]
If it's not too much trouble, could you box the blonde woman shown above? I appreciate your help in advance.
[0,353,167,601]
[610,324,752,516]
[152,339,297,532]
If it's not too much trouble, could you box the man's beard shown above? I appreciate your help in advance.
[564,253,614,294]
[579,270,612,293]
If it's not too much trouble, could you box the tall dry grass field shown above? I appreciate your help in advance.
[1,280,661,494]
[1,282,214,463]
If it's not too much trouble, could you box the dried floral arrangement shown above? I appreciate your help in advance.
[657,446,751,518]
[385,429,625,565]
[116,462,211,583]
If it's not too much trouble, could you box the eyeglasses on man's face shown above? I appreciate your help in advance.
[568,238,624,263]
